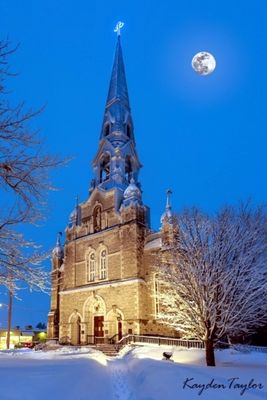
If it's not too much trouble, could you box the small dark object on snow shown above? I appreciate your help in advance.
[162,351,173,360]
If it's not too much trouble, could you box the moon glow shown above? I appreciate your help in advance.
[192,52,216,76]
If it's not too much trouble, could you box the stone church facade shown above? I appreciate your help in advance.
[48,34,177,345]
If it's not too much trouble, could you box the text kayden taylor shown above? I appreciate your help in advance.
[182,377,264,396]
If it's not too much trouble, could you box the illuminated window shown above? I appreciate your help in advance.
[154,273,160,317]
[100,250,107,280]
[88,253,96,282]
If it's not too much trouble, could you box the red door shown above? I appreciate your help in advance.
[94,316,104,338]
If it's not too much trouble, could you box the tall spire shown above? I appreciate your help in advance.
[100,23,134,141]
[105,35,130,111]
[91,24,141,195]
[166,189,172,212]
[68,196,81,227]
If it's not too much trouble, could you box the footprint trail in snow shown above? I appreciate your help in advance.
[109,360,136,400]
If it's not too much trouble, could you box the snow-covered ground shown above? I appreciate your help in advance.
[0,344,266,400]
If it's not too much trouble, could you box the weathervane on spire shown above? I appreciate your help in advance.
[114,21,124,36]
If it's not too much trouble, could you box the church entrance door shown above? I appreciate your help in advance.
[94,316,104,343]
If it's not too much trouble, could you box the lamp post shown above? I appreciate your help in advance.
[0,287,13,350]
[6,288,13,349]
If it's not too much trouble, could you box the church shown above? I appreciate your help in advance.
[48,30,177,345]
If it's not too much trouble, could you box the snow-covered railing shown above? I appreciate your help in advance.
[232,344,267,353]
[116,334,204,350]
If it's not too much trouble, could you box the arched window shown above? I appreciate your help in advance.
[100,250,107,280]
[154,273,160,317]
[93,206,101,232]
[104,123,110,136]
[125,156,132,182]
[88,253,96,282]
[100,153,110,183]
[126,124,131,138]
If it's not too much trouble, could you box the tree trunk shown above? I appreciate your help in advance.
[205,338,215,366]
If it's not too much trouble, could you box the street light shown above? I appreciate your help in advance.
[0,291,13,350]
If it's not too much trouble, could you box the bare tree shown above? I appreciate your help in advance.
[0,227,49,292]
[0,40,65,229]
[157,205,267,366]
[0,39,66,293]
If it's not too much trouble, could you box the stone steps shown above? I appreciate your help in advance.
[94,344,119,357]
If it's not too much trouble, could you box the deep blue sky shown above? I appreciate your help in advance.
[0,0,266,328]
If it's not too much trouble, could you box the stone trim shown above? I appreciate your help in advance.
[67,224,121,244]
[59,277,146,295]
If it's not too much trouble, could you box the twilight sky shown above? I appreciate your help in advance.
[0,0,266,327]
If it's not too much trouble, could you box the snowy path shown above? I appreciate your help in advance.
[109,359,136,400]
[0,347,267,400]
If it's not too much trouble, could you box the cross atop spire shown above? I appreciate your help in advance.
[114,21,124,36]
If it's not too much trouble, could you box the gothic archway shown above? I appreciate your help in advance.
[82,295,106,342]
[106,308,124,341]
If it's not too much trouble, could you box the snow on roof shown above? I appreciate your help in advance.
[144,237,162,250]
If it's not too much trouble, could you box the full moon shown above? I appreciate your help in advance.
[192,52,216,76]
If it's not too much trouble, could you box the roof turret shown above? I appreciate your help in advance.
[52,232,64,259]
[160,189,174,225]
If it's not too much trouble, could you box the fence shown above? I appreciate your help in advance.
[231,344,267,353]
[115,335,267,353]
[116,334,205,350]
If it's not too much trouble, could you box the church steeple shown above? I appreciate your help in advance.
[99,35,134,143]
[91,25,141,194]
[104,36,130,123]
